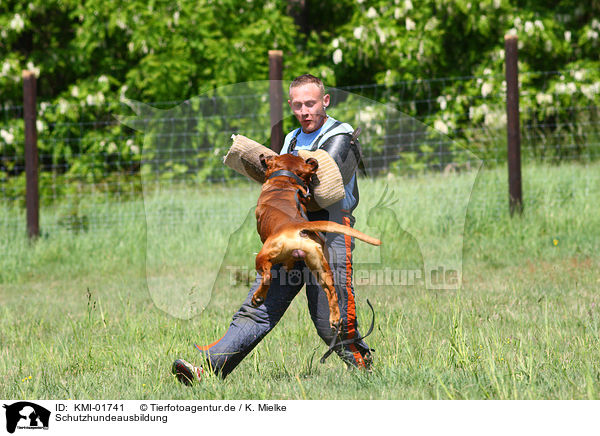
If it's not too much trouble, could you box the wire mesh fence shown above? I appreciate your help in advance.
[1,69,599,233]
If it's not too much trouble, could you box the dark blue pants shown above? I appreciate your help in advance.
[196,213,371,378]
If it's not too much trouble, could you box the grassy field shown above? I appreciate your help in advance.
[1,161,599,400]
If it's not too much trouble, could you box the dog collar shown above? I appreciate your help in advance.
[266,169,308,191]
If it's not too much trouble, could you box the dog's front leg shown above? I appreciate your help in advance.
[252,249,273,307]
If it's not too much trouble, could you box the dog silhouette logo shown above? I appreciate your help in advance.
[2,402,50,433]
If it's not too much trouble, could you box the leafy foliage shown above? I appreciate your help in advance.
[1,0,600,196]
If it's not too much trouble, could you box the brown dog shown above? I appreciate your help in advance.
[252,153,381,331]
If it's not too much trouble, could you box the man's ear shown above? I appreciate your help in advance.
[260,154,274,170]
[305,157,319,172]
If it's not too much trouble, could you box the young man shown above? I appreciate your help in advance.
[172,74,372,384]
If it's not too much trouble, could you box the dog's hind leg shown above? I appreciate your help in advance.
[303,243,341,331]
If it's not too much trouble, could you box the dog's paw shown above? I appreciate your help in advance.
[329,318,342,333]
[251,295,264,307]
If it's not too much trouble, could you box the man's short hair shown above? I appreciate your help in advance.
[289,74,325,98]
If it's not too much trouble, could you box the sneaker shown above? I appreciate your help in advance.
[172,359,204,385]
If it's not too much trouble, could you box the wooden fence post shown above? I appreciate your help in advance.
[504,34,523,215]
[23,70,40,239]
[268,50,284,153]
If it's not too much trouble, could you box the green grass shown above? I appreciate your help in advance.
[1,161,599,399]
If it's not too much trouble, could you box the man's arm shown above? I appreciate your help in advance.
[319,128,365,185]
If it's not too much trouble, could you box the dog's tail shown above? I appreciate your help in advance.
[294,221,381,246]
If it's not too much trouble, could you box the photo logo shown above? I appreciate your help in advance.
[3,402,50,434]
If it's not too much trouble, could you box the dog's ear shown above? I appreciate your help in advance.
[260,154,274,170]
[305,157,319,172]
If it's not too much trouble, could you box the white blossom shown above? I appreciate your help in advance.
[127,139,140,154]
[98,75,109,84]
[353,26,364,40]
[581,83,600,100]
[26,61,40,77]
[1,61,10,77]
[417,40,425,59]
[58,99,69,114]
[534,20,544,30]
[394,8,401,20]
[405,17,416,31]
[107,142,118,154]
[71,86,79,97]
[366,7,377,19]
[434,120,449,134]
[331,38,339,49]
[404,0,413,11]
[574,70,584,81]
[481,82,493,97]
[484,111,506,128]
[120,85,129,100]
[36,120,44,132]
[587,29,599,40]
[0,129,15,145]
[332,48,343,65]
[376,27,386,44]
[437,96,447,110]
[524,21,534,34]
[173,11,180,26]
[469,103,490,120]
[360,105,379,125]
[566,82,576,93]
[10,14,25,31]
[564,31,571,42]
[535,92,553,105]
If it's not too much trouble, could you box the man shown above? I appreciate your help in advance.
[172,74,372,384]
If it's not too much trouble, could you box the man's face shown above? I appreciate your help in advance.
[288,83,330,133]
